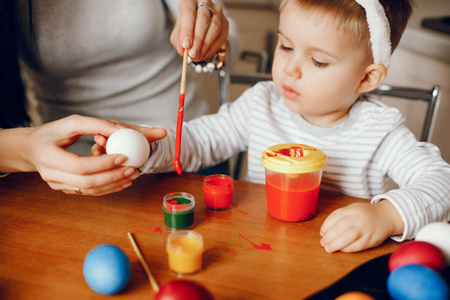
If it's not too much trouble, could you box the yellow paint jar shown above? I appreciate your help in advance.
[166,230,204,276]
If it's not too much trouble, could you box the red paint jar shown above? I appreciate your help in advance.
[261,144,327,222]
[202,174,234,210]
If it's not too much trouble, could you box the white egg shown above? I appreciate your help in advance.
[416,222,450,265]
[106,128,150,168]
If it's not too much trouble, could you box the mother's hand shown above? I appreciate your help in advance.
[24,115,141,196]
[170,0,229,62]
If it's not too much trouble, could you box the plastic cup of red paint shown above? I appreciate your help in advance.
[261,144,327,222]
[202,174,234,210]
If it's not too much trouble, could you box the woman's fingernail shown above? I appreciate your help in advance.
[189,47,198,59]
[115,124,126,129]
[182,37,190,49]
[115,155,127,165]
[124,168,135,177]
[122,182,132,189]
[129,171,140,181]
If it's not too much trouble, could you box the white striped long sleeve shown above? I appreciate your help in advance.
[141,81,450,241]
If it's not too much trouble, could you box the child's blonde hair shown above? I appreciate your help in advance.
[280,0,413,62]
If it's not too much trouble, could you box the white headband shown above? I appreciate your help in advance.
[354,0,391,68]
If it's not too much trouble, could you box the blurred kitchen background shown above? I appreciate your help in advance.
[25,0,449,172]
[199,0,450,168]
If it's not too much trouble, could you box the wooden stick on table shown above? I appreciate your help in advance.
[127,232,160,293]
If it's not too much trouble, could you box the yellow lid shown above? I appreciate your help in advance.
[261,144,327,174]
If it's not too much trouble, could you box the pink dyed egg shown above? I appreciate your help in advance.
[388,241,446,273]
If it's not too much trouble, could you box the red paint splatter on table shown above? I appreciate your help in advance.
[207,247,218,251]
[232,204,249,215]
[238,233,272,251]
[225,248,237,256]
[133,227,163,234]
[107,228,117,231]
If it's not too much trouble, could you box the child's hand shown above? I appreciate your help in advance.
[319,200,404,253]
[91,121,167,157]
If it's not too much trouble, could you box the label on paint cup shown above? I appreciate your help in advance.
[166,230,204,276]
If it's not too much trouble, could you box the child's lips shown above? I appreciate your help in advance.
[283,85,300,100]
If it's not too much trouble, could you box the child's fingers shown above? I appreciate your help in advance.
[340,239,368,253]
[320,208,346,236]
[321,225,360,253]
[320,210,356,252]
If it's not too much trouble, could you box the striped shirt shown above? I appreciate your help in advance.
[142,81,450,241]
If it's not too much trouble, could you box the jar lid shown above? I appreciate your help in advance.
[261,143,327,174]
[203,174,234,193]
[163,192,195,213]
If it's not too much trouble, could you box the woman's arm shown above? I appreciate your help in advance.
[0,115,164,196]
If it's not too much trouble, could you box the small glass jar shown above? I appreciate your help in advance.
[162,192,195,231]
[166,230,204,276]
[203,174,234,210]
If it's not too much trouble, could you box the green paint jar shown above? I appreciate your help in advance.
[162,192,195,231]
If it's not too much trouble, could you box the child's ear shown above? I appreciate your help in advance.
[357,64,387,94]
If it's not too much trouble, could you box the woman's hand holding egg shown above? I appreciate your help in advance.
[92,122,167,168]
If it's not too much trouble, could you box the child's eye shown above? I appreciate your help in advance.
[280,44,293,51]
[312,58,329,68]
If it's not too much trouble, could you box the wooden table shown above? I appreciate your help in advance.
[0,172,401,299]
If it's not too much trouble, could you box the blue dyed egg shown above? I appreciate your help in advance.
[83,244,132,295]
[387,265,449,300]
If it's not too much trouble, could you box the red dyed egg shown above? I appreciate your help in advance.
[154,280,214,300]
[335,291,374,299]
[388,241,446,273]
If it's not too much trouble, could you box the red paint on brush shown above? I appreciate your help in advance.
[173,93,185,175]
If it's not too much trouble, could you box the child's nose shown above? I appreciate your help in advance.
[283,58,302,78]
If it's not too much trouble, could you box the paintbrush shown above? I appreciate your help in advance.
[173,48,188,175]
[127,232,160,293]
